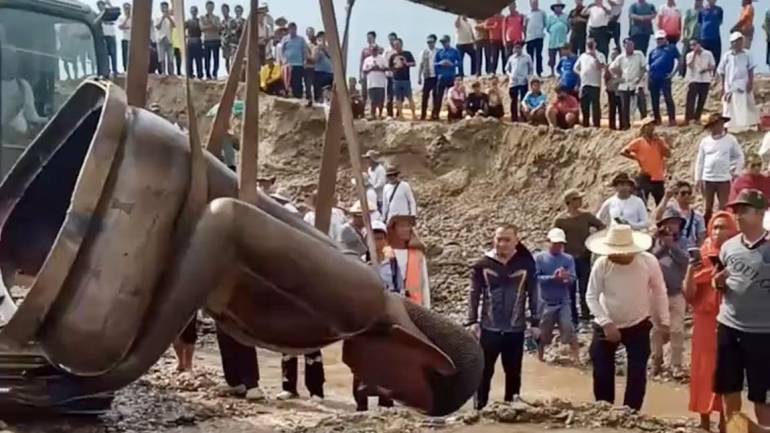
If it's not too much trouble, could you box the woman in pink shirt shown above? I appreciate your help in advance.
[657,0,682,44]
[447,77,467,121]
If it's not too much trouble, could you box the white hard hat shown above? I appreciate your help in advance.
[371,220,388,234]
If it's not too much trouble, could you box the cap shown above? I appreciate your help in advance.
[547,228,567,244]
[730,31,744,43]
[703,112,730,129]
[364,149,380,159]
[440,35,451,42]
[371,220,388,234]
[655,30,667,39]
[727,189,768,211]
[611,172,636,187]
[656,207,686,229]
[640,117,656,127]
[562,188,583,203]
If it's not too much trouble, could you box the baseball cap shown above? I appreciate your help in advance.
[562,189,583,203]
[730,31,744,43]
[727,189,769,211]
[655,30,667,39]
[547,228,567,244]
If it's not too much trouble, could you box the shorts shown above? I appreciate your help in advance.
[393,80,412,101]
[368,87,385,106]
[554,112,574,129]
[538,302,576,345]
[714,323,770,404]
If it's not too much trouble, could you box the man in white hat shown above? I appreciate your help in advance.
[339,201,370,257]
[585,224,670,411]
[647,30,680,126]
[382,165,417,223]
[717,31,759,132]
[596,173,649,230]
[534,228,580,363]
[364,150,387,211]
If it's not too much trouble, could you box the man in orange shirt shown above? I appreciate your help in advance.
[546,86,580,129]
[621,118,671,206]
[732,0,755,49]
[503,3,526,66]
[486,13,505,74]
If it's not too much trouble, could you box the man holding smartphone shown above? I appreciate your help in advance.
[713,189,770,430]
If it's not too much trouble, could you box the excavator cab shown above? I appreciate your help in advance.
[0,0,111,416]
[0,0,107,178]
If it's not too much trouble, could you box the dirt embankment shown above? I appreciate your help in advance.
[136,75,768,319]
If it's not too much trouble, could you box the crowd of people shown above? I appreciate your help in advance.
[102,1,770,429]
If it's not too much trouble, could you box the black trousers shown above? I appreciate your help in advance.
[434,78,453,120]
[187,41,204,79]
[476,330,525,410]
[421,76,437,120]
[607,90,621,130]
[173,48,182,76]
[574,255,592,321]
[203,39,221,78]
[313,71,333,102]
[570,32,586,57]
[476,40,490,75]
[649,78,675,124]
[386,77,394,117]
[457,43,477,76]
[589,26,610,57]
[216,326,260,389]
[121,39,129,72]
[609,19,621,51]
[526,38,544,77]
[618,89,647,130]
[580,85,601,127]
[590,319,652,411]
[489,40,504,75]
[289,66,304,98]
[702,39,721,68]
[149,42,160,74]
[281,351,325,398]
[304,68,315,101]
[104,35,118,76]
[630,33,651,56]
[685,82,710,122]
[509,84,528,122]
[636,175,665,206]
[353,376,393,411]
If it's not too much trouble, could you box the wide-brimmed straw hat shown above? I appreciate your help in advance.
[385,164,400,176]
[610,173,636,187]
[348,199,377,214]
[703,112,730,129]
[585,225,652,256]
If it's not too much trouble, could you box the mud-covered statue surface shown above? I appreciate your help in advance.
[0,81,483,417]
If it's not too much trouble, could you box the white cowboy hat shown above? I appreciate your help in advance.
[348,199,377,214]
[585,225,652,256]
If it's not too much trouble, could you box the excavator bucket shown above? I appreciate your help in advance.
[405,0,510,18]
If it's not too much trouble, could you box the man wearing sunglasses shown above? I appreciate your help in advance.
[654,180,706,249]
[729,153,770,204]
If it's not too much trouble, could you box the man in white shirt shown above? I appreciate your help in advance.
[506,41,534,122]
[718,32,759,132]
[117,2,131,73]
[382,165,417,223]
[302,193,347,242]
[609,38,648,130]
[525,0,548,77]
[583,0,612,56]
[585,224,669,411]
[684,39,715,124]
[694,113,745,224]
[418,35,438,121]
[362,47,388,120]
[597,173,649,230]
[364,150,387,211]
[96,0,119,76]
[155,1,176,76]
[574,37,606,127]
[455,16,477,77]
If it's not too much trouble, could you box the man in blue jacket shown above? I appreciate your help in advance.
[648,30,679,126]
[433,35,461,120]
[698,0,723,65]
[467,223,539,410]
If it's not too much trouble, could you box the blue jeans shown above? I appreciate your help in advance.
[649,77,675,124]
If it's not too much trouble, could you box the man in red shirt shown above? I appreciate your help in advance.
[486,13,505,74]
[504,3,526,67]
[729,153,770,202]
[620,118,671,205]
[547,86,580,129]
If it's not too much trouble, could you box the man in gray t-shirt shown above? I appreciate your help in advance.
[715,189,770,429]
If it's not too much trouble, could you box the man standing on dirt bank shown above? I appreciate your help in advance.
[467,223,539,410]
[569,0,588,57]
[647,31,679,126]
[433,35,461,121]
[199,1,222,80]
[621,118,670,206]
[554,189,606,323]
[609,38,648,130]
[281,23,310,100]
[713,189,770,430]
[365,150,387,211]
[382,165,417,223]
[418,35,438,121]
[718,32,759,133]
[586,224,670,411]
[597,173,649,231]
[694,113,745,225]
